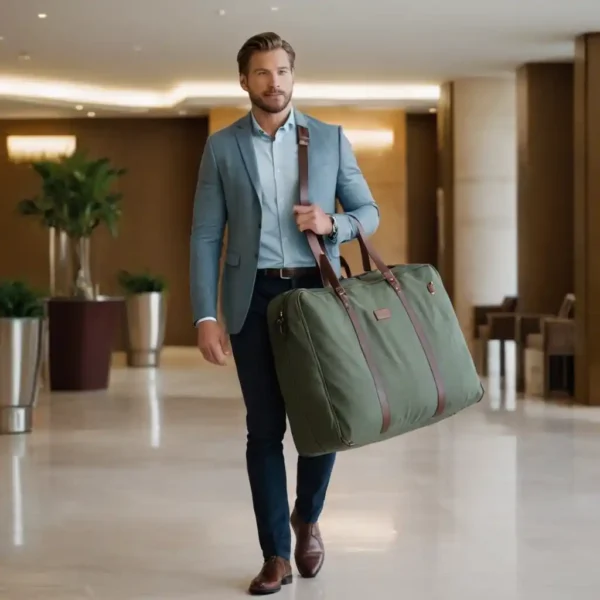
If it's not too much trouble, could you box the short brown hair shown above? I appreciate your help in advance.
[237,32,295,76]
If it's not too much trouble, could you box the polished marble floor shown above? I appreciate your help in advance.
[1,364,600,599]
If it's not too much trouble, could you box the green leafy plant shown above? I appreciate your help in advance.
[117,270,167,295]
[17,150,126,298]
[17,150,126,237]
[0,280,45,318]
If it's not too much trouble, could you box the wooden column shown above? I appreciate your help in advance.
[516,62,574,315]
[406,112,438,266]
[574,34,600,405]
[436,82,455,303]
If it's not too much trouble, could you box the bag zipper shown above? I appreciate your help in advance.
[276,292,293,335]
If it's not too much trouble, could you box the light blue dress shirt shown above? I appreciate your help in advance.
[250,109,318,269]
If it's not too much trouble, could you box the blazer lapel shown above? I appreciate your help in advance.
[235,114,262,202]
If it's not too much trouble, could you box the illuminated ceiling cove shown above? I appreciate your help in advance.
[0,0,598,117]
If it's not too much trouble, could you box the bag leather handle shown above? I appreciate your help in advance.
[340,256,352,278]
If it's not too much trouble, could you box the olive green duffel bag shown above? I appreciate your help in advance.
[267,253,484,457]
[266,125,484,458]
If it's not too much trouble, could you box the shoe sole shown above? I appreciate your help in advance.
[248,574,293,596]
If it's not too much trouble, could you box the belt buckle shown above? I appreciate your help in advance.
[279,268,292,280]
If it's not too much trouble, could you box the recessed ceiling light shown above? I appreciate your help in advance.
[218,9,226,15]
[271,6,279,11]
[18,53,31,61]
[87,111,96,118]
[429,108,437,113]
[0,36,4,42]
[38,13,47,19]
[75,104,83,110]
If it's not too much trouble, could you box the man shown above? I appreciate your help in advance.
[190,32,380,595]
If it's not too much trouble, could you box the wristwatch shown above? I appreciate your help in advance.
[328,215,338,241]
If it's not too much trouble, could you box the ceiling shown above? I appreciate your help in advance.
[0,0,598,118]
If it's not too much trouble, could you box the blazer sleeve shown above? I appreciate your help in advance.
[190,137,227,323]
[334,126,380,243]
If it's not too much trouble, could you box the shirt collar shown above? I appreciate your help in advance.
[250,107,296,137]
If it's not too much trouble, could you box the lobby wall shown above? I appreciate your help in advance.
[0,106,410,349]
[0,117,208,347]
[208,106,408,275]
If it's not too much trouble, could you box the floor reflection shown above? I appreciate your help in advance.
[1,366,600,599]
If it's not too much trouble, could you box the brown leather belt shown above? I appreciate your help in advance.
[257,267,320,279]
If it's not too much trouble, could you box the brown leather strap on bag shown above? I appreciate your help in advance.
[297,125,391,432]
[296,124,446,420]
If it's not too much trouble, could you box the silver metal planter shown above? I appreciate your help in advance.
[124,292,167,368]
[0,318,44,434]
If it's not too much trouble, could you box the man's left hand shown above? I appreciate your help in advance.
[293,205,333,235]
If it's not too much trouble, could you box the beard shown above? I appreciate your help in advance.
[249,89,292,114]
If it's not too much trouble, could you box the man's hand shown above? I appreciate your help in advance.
[293,205,333,236]
[197,320,230,366]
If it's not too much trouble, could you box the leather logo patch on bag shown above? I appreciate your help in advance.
[374,308,391,321]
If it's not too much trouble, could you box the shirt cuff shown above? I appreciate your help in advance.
[195,317,217,327]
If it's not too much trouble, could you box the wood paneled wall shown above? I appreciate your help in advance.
[406,113,438,266]
[0,117,208,347]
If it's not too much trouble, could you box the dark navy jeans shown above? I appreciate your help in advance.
[229,272,336,561]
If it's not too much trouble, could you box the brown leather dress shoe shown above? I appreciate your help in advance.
[290,509,325,578]
[248,557,293,596]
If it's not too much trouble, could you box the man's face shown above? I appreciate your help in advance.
[240,48,294,114]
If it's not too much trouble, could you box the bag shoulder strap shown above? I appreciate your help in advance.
[296,123,392,433]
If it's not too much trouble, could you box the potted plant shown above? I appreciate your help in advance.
[0,280,45,434]
[17,150,127,391]
[117,270,168,367]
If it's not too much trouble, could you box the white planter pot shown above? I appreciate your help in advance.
[0,318,44,434]
[124,292,167,367]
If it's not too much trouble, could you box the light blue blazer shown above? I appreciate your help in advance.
[190,109,380,335]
